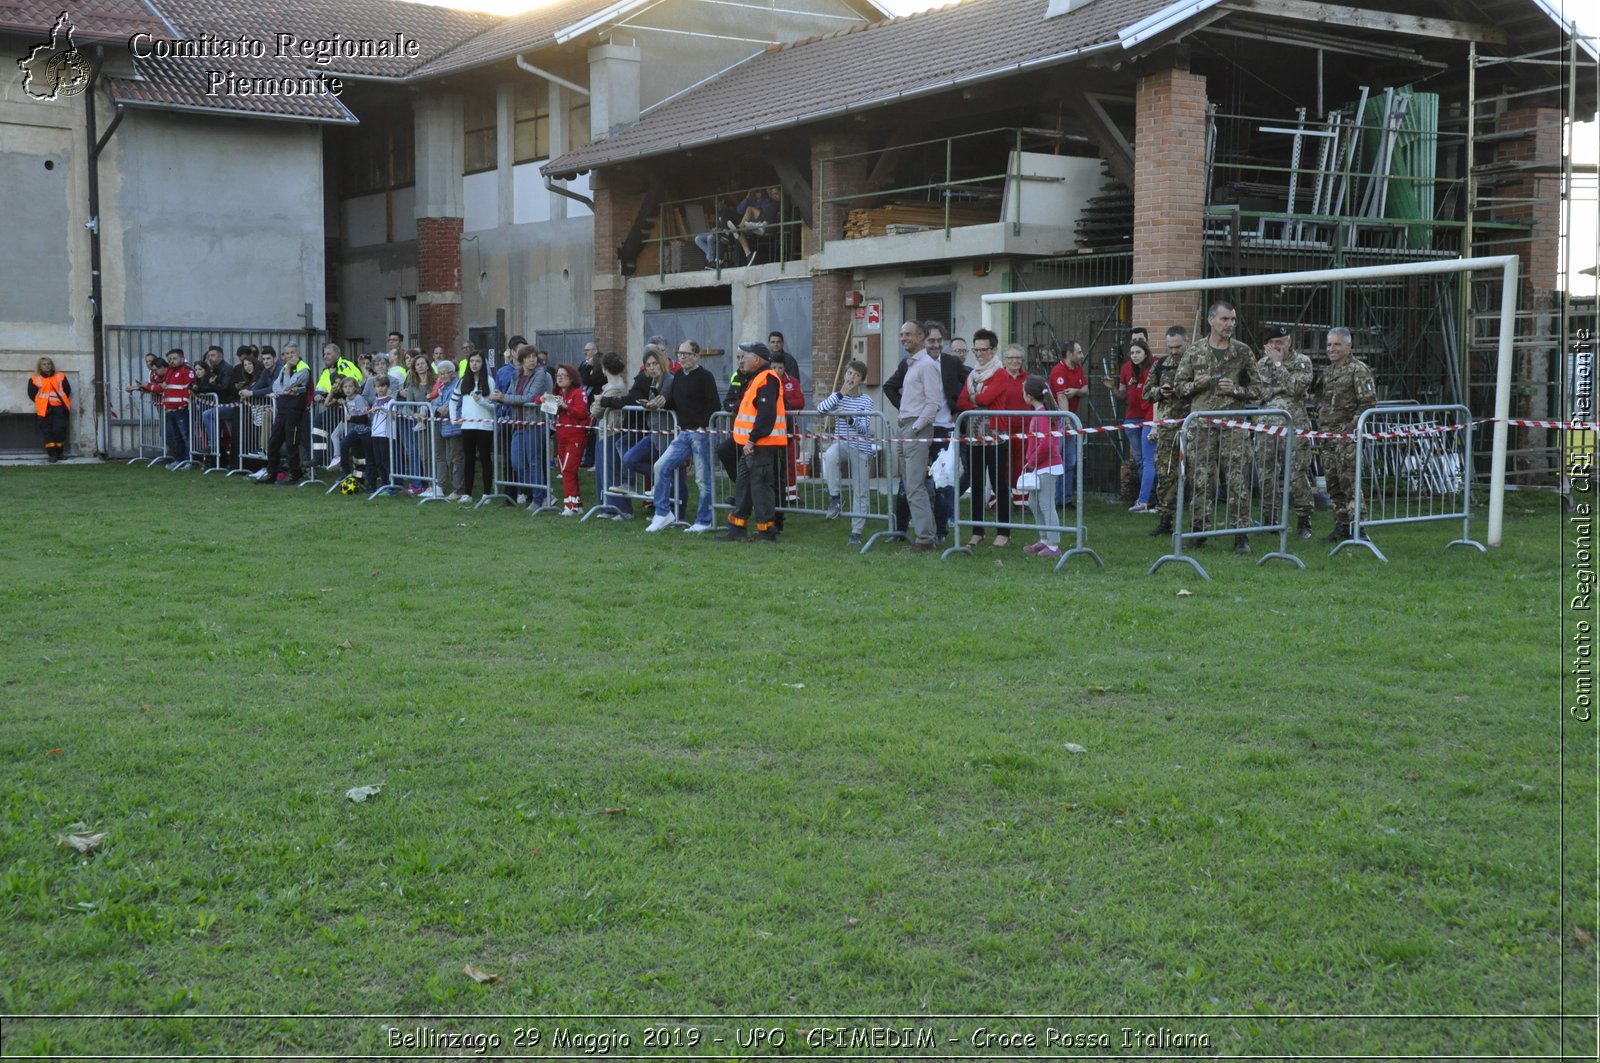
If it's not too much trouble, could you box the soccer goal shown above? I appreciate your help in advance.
[980,255,1523,547]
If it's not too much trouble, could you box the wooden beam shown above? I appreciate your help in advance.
[1221,0,1506,44]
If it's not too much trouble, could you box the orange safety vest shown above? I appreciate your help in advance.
[30,373,71,417]
[732,367,787,446]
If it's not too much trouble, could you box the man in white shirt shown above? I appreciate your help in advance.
[895,321,949,551]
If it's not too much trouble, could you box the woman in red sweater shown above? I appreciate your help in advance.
[548,364,590,515]
[955,329,1027,548]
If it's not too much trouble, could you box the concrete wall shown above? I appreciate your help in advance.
[1,41,322,454]
[110,109,325,330]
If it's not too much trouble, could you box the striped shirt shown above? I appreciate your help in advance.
[816,390,878,453]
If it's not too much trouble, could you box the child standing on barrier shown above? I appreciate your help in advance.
[1020,376,1065,559]
[549,364,590,515]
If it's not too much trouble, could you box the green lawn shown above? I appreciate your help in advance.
[0,463,1592,1058]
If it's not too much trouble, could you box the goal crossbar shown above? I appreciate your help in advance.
[980,255,1521,547]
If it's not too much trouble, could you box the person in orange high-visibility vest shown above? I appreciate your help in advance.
[28,357,72,462]
[720,341,787,542]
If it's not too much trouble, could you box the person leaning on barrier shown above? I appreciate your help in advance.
[647,341,721,534]
[28,357,71,462]
[493,345,553,507]
[816,359,878,546]
[1254,324,1316,539]
[1315,326,1378,543]
[258,344,310,484]
[720,342,786,542]
[193,345,239,466]
[1144,326,1189,538]
[590,352,633,518]
[429,360,465,499]
[314,343,362,400]
[895,326,951,553]
[1175,302,1258,553]
[956,327,1025,549]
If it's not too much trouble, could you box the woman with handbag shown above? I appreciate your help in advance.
[1020,376,1065,558]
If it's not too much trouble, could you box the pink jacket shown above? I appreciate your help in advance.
[1022,413,1063,470]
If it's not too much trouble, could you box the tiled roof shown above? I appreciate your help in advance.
[108,51,357,123]
[152,0,501,79]
[543,0,1171,177]
[406,0,629,80]
[0,0,168,44]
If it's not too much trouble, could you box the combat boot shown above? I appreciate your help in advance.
[1297,515,1314,539]
[1326,522,1350,543]
[1233,534,1250,554]
[1148,514,1173,537]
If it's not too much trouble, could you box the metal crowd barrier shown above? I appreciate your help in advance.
[1150,408,1305,580]
[228,398,274,477]
[493,408,553,512]
[117,384,169,466]
[303,401,345,487]
[1335,403,1484,561]
[793,408,897,552]
[943,409,1102,570]
[585,405,682,521]
[190,395,233,475]
[374,402,447,503]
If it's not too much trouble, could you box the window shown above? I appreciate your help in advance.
[463,89,497,175]
[513,81,550,164]
[569,96,591,151]
[339,110,414,196]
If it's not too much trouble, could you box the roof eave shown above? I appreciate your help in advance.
[109,93,358,125]
[543,37,1123,179]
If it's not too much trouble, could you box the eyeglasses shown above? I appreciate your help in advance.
[972,345,993,353]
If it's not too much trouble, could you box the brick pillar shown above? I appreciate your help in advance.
[590,168,641,357]
[419,216,463,354]
[1494,106,1563,461]
[809,132,868,394]
[1131,66,1208,333]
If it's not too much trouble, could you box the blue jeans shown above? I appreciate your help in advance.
[165,408,191,462]
[510,428,550,503]
[1127,423,1156,505]
[653,430,712,525]
[596,433,631,516]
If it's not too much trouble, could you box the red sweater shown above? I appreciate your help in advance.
[554,386,589,443]
[956,368,1027,435]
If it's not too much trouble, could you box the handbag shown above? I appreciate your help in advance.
[930,444,958,489]
[1016,469,1041,492]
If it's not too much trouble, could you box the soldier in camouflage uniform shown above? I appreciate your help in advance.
[1143,325,1190,538]
[1253,324,1316,539]
[1315,326,1378,541]
[1175,301,1259,552]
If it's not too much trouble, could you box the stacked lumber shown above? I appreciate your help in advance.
[844,201,996,239]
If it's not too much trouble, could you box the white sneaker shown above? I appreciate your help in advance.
[458,494,473,504]
[422,486,444,499]
[250,469,268,481]
[645,512,675,532]
[685,522,714,534]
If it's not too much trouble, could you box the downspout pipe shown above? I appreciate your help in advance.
[86,53,126,459]
[514,54,588,98]
[545,174,594,210]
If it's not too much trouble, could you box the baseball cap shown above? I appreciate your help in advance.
[738,341,771,360]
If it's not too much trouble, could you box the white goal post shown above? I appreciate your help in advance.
[980,255,1522,547]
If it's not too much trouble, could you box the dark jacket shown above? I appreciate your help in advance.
[667,365,720,431]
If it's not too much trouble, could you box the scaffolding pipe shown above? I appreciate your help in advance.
[980,254,1521,547]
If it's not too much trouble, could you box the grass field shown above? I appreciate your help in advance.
[0,463,1593,1058]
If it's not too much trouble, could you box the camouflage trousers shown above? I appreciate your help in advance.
[1323,439,1357,523]
[1254,429,1314,522]
[1151,424,1182,517]
[1187,422,1252,531]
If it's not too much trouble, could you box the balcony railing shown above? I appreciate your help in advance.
[817,127,1089,249]
[640,191,805,280]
